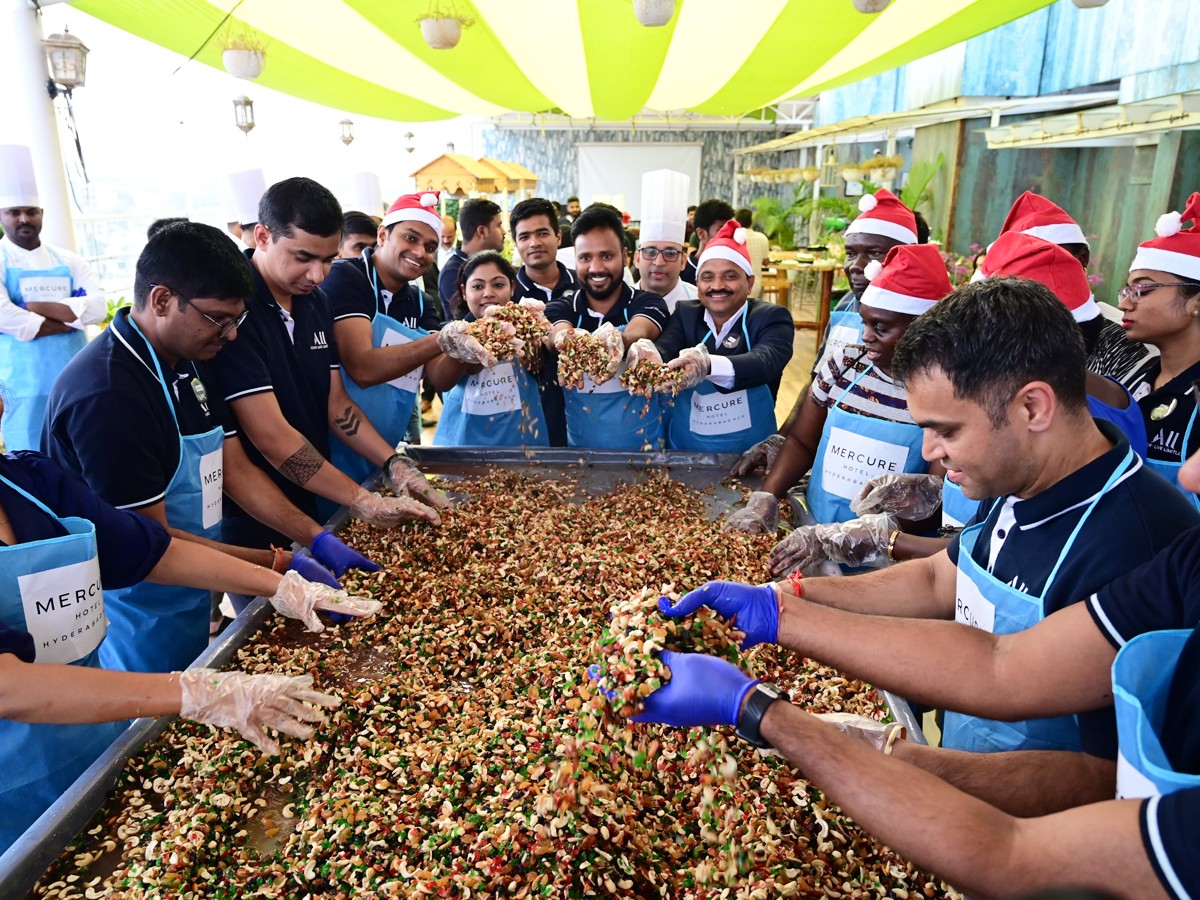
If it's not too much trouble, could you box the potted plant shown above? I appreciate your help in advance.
[417,4,475,49]
[867,153,905,182]
[222,31,266,80]
[840,163,865,183]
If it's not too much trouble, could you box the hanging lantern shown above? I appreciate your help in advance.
[340,119,355,146]
[633,0,676,27]
[232,95,255,134]
[851,0,891,11]
[1071,0,1109,6]
[43,28,89,93]
[404,131,416,154]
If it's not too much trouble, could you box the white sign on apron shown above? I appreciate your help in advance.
[381,329,423,393]
[819,426,911,500]
[14,275,71,303]
[690,389,752,436]
[580,359,626,395]
[462,362,522,416]
[18,556,106,664]
[1115,750,1159,800]
[199,448,224,530]
[954,568,997,633]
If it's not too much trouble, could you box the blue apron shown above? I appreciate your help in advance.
[821,301,863,370]
[942,449,1136,753]
[806,364,927,524]
[1113,629,1200,799]
[99,319,223,673]
[329,258,426,487]
[563,310,663,450]
[433,359,549,447]
[0,246,87,451]
[0,475,124,852]
[1087,386,1148,459]
[668,315,776,453]
[1144,397,1200,512]
[941,477,980,529]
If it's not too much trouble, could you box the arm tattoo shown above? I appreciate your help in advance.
[279,438,326,487]
[333,405,362,438]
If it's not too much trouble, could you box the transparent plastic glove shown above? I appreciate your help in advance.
[385,451,449,509]
[593,321,626,381]
[815,712,907,754]
[178,667,341,756]
[516,297,547,316]
[349,486,441,529]
[437,319,500,367]
[852,473,944,520]
[309,530,380,577]
[657,581,779,649]
[667,344,712,391]
[552,326,578,353]
[267,569,383,633]
[589,650,758,728]
[625,337,663,367]
[723,490,779,534]
[730,433,785,477]
[769,513,897,576]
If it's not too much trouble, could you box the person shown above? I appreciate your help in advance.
[545,206,670,450]
[635,169,697,314]
[681,199,734,286]
[563,195,581,226]
[0,408,378,848]
[323,192,446,486]
[147,217,188,240]
[650,220,793,453]
[429,252,547,446]
[1119,192,1200,508]
[0,144,106,451]
[728,244,949,533]
[41,222,375,671]
[734,208,770,299]
[437,213,457,270]
[196,177,444,604]
[510,197,580,447]
[337,210,378,259]
[438,199,504,321]
[684,203,697,246]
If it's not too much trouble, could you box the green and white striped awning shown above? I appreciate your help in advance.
[74,0,1056,122]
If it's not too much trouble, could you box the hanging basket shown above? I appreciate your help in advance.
[869,166,898,182]
[840,166,865,183]
[1071,0,1109,6]
[633,0,675,27]
[851,0,892,11]
[420,17,463,49]
[800,167,820,183]
[222,48,265,80]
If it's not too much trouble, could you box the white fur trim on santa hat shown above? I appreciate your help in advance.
[1072,294,1100,323]
[1156,211,1183,238]
[845,216,917,245]
[1130,246,1200,281]
[381,204,443,237]
[698,245,754,275]
[860,284,937,316]
[970,267,987,283]
[858,193,878,213]
[1022,222,1088,246]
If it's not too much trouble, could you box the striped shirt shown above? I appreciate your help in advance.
[810,345,914,424]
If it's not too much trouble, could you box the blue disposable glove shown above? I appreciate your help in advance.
[590,650,758,728]
[286,553,341,590]
[657,581,780,649]
[309,531,381,578]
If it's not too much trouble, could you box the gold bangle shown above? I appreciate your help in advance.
[886,530,901,562]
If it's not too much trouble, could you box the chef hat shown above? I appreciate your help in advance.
[697,219,753,275]
[0,145,39,209]
[980,231,1100,322]
[638,169,689,245]
[999,191,1088,247]
[1129,192,1200,281]
[226,168,266,225]
[860,244,951,315]
[381,191,442,236]
[345,172,383,218]
[845,188,918,244]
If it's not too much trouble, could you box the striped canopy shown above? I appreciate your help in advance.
[75,0,1056,122]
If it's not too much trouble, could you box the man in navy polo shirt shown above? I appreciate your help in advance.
[437,198,504,321]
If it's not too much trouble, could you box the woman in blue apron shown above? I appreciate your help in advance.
[428,252,549,447]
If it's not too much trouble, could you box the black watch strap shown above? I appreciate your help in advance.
[735,682,789,749]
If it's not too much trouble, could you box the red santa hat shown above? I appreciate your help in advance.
[697,219,753,275]
[1130,193,1200,281]
[845,188,918,245]
[999,191,1088,247]
[859,244,951,315]
[978,232,1100,322]
[381,191,442,236]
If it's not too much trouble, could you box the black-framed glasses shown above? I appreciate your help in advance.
[154,284,248,337]
[639,246,683,262]
[1117,282,1195,304]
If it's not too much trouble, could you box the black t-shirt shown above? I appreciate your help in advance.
[1125,358,1200,466]
[437,248,468,320]
[1142,789,1200,899]
[325,250,442,332]
[544,283,670,335]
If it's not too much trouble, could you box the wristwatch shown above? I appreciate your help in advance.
[735,682,790,749]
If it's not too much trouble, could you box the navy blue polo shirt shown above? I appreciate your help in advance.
[680,254,698,286]
[513,262,580,303]
[0,451,170,588]
[196,250,339,546]
[513,262,580,449]
[1143,789,1200,898]
[544,283,670,335]
[325,250,442,333]
[438,247,468,320]
[0,623,34,661]
[42,309,233,511]
[1125,359,1200,467]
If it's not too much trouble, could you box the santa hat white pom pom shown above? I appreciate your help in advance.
[1156,210,1183,238]
[420,193,438,208]
[864,259,883,282]
[858,193,878,213]
[733,227,747,245]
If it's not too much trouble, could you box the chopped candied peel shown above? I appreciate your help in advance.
[487,304,550,372]
[465,316,522,363]
[620,359,687,397]
[558,334,615,389]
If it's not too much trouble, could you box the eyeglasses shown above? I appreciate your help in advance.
[1117,282,1195,304]
[154,284,248,337]
[639,246,683,262]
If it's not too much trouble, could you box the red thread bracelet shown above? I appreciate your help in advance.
[786,569,804,598]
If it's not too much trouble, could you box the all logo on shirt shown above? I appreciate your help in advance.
[722,334,741,350]
[1150,427,1182,456]
[311,331,329,350]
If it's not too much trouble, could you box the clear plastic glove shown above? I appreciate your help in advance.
[552,326,578,353]
[267,569,383,633]
[852,473,943,520]
[309,530,380,577]
[178,667,341,756]
[385,451,449,509]
[516,297,547,316]
[286,552,341,590]
[730,433,785,477]
[768,513,897,576]
[436,319,500,367]
[658,581,780,649]
[349,486,442,529]
[667,344,712,390]
[625,337,663,367]
[593,322,626,381]
[815,712,906,753]
[723,490,779,534]
[590,650,758,728]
